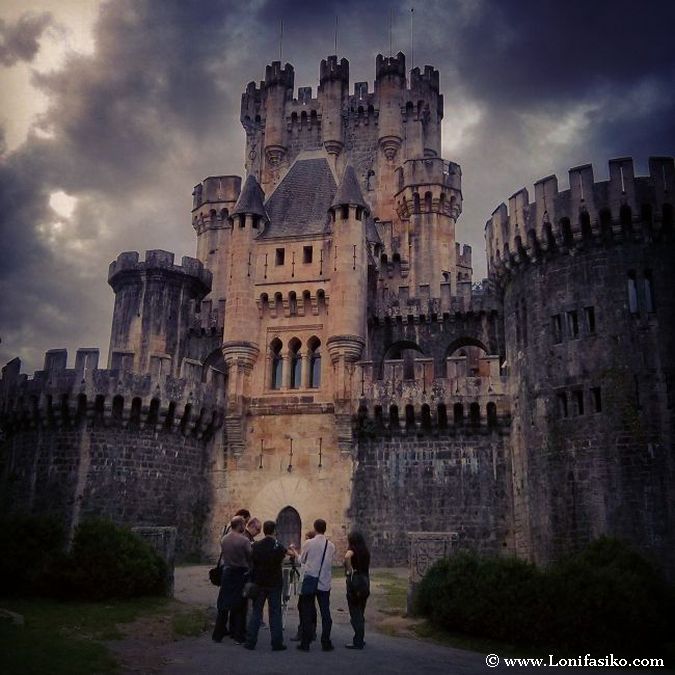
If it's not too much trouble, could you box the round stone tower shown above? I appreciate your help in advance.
[107,250,211,376]
[486,156,675,576]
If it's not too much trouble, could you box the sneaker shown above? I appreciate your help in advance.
[345,643,364,650]
[272,644,287,651]
[321,642,335,652]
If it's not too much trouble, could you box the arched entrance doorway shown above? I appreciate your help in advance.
[276,506,301,550]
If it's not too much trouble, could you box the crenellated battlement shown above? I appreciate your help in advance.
[0,349,224,440]
[485,156,675,278]
[265,61,295,89]
[319,55,349,84]
[410,65,440,93]
[375,51,406,80]
[108,249,212,290]
[353,354,510,434]
[372,282,498,322]
[395,158,462,219]
[192,175,241,211]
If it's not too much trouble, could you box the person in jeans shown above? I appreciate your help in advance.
[297,518,336,652]
[245,520,296,651]
[344,531,371,649]
[212,515,251,644]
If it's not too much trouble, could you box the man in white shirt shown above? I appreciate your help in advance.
[297,518,336,651]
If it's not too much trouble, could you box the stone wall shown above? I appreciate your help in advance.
[504,237,675,577]
[349,434,513,565]
[0,425,216,559]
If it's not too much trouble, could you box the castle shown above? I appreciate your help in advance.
[1,52,673,575]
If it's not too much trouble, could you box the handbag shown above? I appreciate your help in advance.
[300,540,329,595]
[208,554,223,587]
[347,571,370,600]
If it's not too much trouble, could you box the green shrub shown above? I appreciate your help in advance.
[0,514,66,596]
[55,519,168,600]
[414,538,675,654]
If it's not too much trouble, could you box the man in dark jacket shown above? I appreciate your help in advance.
[244,520,296,651]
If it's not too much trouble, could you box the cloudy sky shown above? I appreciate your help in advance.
[1,0,674,373]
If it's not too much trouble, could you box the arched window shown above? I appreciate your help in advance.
[620,204,633,236]
[405,404,415,430]
[453,402,464,425]
[289,291,297,315]
[560,217,573,247]
[271,338,283,390]
[289,338,302,389]
[424,191,433,212]
[421,404,432,431]
[308,337,321,388]
[469,401,481,426]
[437,403,448,429]
[389,404,399,428]
[580,211,592,240]
[599,208,612,240]
[487,402,498,427]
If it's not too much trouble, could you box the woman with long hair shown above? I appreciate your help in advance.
[344,531,370,649]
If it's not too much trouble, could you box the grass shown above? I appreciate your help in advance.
[0,596,169,675]
[171,607,210,638]
[375,571,408,615]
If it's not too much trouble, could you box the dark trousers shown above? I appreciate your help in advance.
[213,567,248,642]
[299,590,332,647]
[296,593,317,639]
[347,592,368,647]
[246,586,283,648]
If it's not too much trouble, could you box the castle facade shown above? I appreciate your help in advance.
[1,53,673,574]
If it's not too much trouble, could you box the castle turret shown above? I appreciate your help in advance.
[192,175,241,304]
[409,65,442,158]
[318,55,349,160]
[107,250,211,377]
[327,165,369,402]
[263,62,294,187]
[395,158,462,296]
[221,176,267,445]
[375,52,406,162]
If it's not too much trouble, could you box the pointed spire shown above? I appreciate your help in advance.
[232,174,268,219]
[331,165,369,212]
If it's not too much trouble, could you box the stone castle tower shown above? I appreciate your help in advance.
[1,52,673,574]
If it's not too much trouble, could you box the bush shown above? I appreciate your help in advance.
[414,538,675,653]
[0,515,167,600]
[55,519,168,600]
[0,515,66,596]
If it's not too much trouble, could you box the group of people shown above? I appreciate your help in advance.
[212,508,371,652]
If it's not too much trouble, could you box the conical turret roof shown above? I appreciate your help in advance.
[232,174,268,219]
[331,165,369,212]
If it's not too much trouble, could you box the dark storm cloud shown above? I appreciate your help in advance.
[1,0,673,371]
[0,11,52,66]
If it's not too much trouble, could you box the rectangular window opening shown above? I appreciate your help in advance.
[275,248,285,266]
[584,306,596,334]
[303,245,313,264]
[556,392,569,418]
[644,270,655,313]
[566,310,579,339]
[573,390,584,416]
[591,387,602,413]
[627,271,638,314]
[552,315,563,344]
